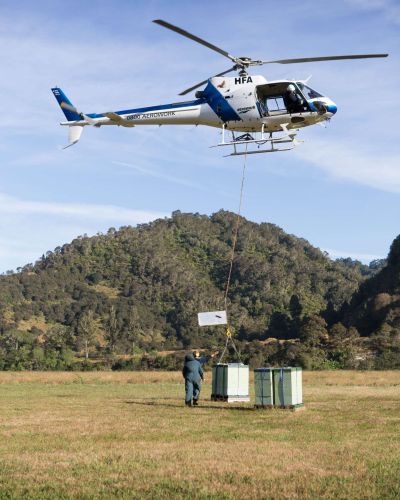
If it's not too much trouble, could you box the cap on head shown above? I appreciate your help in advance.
[287,84,296,92]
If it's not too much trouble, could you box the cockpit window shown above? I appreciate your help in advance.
[297,83,323,99]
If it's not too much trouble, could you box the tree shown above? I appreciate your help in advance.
[125,307,140,354]
[328,323,360,368]
[105,306,118,353]
[44,324,72,352]
[299,315,328,348]
[289,294,303,336]
[77,310,100,359]
[388,235,400,266]
[268,312,293,340]
[0,307,15,330]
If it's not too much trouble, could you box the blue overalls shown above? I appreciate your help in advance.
[182,353,204,406]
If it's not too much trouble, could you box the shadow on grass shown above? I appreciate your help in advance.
[124,399,255,411]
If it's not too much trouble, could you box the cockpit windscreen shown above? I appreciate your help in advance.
[297,83,323,99]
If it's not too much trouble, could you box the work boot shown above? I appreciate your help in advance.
[185,401,192,407]
[193,399,199,406]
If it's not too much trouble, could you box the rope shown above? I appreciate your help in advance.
[223,144,248,312]
[218,326,242,364]
[219,145,248,364]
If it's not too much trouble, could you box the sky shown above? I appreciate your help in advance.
[0,0,399,272]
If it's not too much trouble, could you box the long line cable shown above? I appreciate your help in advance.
[224,145,248,311]
[219,145,248,364]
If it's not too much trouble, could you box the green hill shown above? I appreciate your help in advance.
[0,210,395,370]
[341,236,400,368]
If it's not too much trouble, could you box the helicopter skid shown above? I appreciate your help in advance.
[214,135,296,147]
[213,125,302,156]
[224,146,295,157]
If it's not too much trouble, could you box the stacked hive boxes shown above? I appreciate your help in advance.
[211,363,250,402]
[254,367,302,407]
[254,368,274,406]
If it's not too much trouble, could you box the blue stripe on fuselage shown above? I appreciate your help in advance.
[203,81,241,122]
[326,104,337,114]
[307,101,338,114]
[87,98,206,119]
[308,101,317,112]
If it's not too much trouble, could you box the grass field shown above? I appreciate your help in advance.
[0,371,399,499]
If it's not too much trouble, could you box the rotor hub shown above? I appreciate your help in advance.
[236,57,252,68]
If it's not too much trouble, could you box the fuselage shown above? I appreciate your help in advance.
[59,75,337,133]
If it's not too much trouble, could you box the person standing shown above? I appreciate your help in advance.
[182,352,204,407]
[193,350,218,364]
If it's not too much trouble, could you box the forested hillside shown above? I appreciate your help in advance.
[340,235,400,368]
[0,210,397,370]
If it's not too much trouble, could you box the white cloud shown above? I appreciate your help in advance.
[0,194,167,272]
[295,137,400,194]
[0,238,40,262]
[0,13,217,135]
[326,248,385,263]
[113,160,207,190]
[346,0,400,24]
[0,193,165,223]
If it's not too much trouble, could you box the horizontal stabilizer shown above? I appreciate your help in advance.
[103,112,135,127]
[63,125,84,149]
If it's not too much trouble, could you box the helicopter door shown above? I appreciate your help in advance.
[256,94,288,117]
[256,83,309,116]
[264,96,287,115]
[256,83,291,116]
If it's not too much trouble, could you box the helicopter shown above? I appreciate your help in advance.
[52,19,388,156]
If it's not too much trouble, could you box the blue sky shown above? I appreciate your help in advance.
[0,0,399,272]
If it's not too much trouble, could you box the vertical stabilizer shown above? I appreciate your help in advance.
[63,126,84,149]
[52,87,81,121]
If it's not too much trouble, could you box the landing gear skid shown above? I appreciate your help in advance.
[212,124,303,157]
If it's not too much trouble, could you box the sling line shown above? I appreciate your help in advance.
[219,144,248,364]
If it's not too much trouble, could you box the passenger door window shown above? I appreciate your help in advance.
[266,96,287,113]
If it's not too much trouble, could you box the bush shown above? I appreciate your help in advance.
[374,348,400,369]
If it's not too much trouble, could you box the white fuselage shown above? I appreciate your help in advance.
[60,75,337,134]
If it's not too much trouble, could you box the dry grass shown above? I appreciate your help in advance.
[93,283,120,299]
[17,314,49,333]
[0,371,183,385]
[0,371,399,499]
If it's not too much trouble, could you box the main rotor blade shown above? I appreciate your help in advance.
[153,19,236,63]
[179,67,236,96]
[261,54,388,64]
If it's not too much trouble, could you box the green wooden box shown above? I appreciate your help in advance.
[254,367,303,406]
[254,368,274,406]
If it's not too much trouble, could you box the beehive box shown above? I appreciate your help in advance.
[254,367,303,407]
[211,363,250,402]
[254,368,274,406]
[273,367,303,406]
